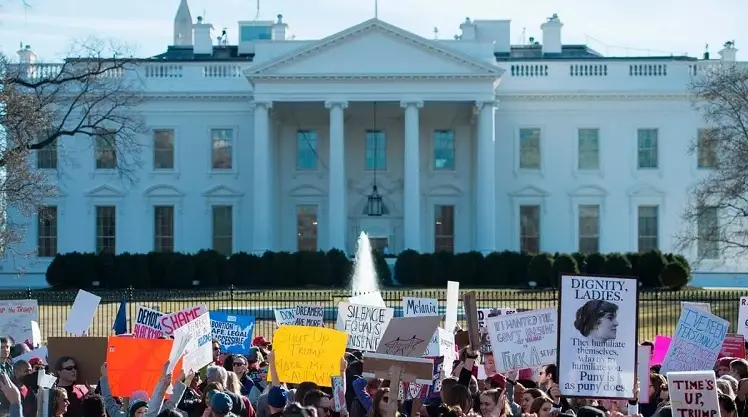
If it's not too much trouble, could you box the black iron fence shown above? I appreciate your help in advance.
[1,287,743,343]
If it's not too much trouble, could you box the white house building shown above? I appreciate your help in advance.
[3,2,742,278]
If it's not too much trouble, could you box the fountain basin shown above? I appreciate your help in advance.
[215,306,467,321]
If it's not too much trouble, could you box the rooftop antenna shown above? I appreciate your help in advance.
[374,0,378,18]
[433,27,439,39]
[254,0,260,20]
[521,27,526,44]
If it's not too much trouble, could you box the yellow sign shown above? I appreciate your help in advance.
[269,325,348,387]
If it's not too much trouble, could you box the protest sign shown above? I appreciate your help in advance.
[376,316,441,358]
[638,345,652,404]
[174,312,213,373]
[48,337,107,384]
[362,352,434,384]
[160,304,208,336]
[0,300,38,346]
[106,336,183,397]
[294,305,324,326]
[719,334,746,358]
[485,307,557,373]
[739,297,748,339]
[652,335,671,365]
[445,281,459,334]
[349,291,386,308]
[557,274,638,399]
[423,328,455,358]
[210,312,255,354]
[64,290,101,336]
[681,302,711,313]
[133,306,164,339]
[270,325,347,386]
[667,371,719,417]
[335,302,393,351]
[402,298,438,316]
[477,307,517,353]
[274,308,295,325]
[661,306,728,374]
[331,376,346,412]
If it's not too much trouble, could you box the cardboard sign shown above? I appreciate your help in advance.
[462,291,480,349]
[47,337,107,384]
[335,302,394,351]
[719,334,746,359]
[270,325,347,387]
[661,306,728,374]
[485,308,557,373]
[294,305,324,326]
[362,352,434,384]
[667,371,719,417]
[133,306,164,339]
[375,316,441,358]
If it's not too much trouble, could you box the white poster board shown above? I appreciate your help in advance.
[64,290,101,336]
[294,305,325,326]
[661,305,728,374]
[485,308,557,373]
[445,281,459,333]
[274,308,295,325]
[160,304,208,336]
[402,298,438,316]
[681,302,711,313]
[174,312,213,373]
[667,371,719,417]
[0,300,39,345]
[738,297,748,339]
[335,302,394,351]
[557,274,638,399]
[638,345,652,404]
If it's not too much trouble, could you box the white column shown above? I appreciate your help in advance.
[251,100,273,253]
[325,100,348,250]
[476,100,497,254]
[401,100,424,252]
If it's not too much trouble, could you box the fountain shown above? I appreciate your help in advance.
[348,231,387,307]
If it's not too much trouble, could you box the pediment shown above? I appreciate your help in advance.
[143,184,184,198]
[246,19,503,79]
[289,185,325,197]
[510,185,550,197]
[429,184,463,197]
[627,184,665,197]
[84,185,125,198]
[569,185,608,197]
[202,185,244,198]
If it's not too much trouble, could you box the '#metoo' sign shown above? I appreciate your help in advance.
[667,371,719,417]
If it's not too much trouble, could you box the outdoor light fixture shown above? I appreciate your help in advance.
[366,102,384,217]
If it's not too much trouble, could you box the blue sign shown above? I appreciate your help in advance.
[210,311,256,354]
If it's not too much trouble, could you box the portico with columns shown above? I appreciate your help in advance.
[245,18,503,255]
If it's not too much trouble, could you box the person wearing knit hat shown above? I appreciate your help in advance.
[209,391,234,416]
[129,390,149,417]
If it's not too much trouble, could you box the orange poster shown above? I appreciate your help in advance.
[106,336,184,397]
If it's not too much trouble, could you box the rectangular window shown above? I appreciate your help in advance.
[95,206,116,254]
[36,206,57,257]
[637,205,659,252]
[434,205,455,253]
[697,128,717,169]
[520,205,540,253]
[153,129,175,170]
[37,142,58,170]
[433,130,455,170]
[296,205,318,252]
[365,130,386,170]
[637,129,659,169]
[577,129,600,170]
[697,206,719,259]
[296,130,318,170]
[578,204,600,253]
[212,205,233,257]
[211,128,233,170]
[154,206,175,252]
[95,131,116,169]
[519,128,541,169]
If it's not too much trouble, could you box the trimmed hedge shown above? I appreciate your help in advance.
[46,249,690,290]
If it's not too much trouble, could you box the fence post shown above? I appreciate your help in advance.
[26,287,32,300]
[230,284,235,302]
[127,286,134,302]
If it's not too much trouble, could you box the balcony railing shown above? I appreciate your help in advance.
[8,59,742,95]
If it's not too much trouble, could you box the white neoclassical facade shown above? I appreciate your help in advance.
[3,3,744,279]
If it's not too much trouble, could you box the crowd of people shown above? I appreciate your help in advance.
[0,334,744,417]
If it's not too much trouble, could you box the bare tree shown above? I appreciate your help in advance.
[0,38,146,259]
[676,61,748,265]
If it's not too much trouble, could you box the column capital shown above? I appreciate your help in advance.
[324,100,349,110]
[250,100,273,110]
[475,99,500,110]
[400,100,424,109]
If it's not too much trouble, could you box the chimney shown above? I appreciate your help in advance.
[719,41,737,62]
[17,44,36,64]
[193,16,214,55]
[273,14,288,40]
[540,14,562,55]
[459,17,476,41]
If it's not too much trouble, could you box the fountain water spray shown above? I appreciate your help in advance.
[348,231,386,307]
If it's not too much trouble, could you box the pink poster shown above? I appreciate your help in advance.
[651,335,671,365]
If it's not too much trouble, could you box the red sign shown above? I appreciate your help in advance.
[719,333,746,358]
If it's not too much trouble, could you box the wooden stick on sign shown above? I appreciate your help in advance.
[462,291,480,349]
[387,364,403,417]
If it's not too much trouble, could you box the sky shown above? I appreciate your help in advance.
[0,0,745,62]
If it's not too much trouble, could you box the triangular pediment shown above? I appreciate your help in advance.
[202,185,244,198]
[569,185,608,197]
[247,19,503,78]
[510,185,550,197]
[627,184,665,197]
[84,185,125,198]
